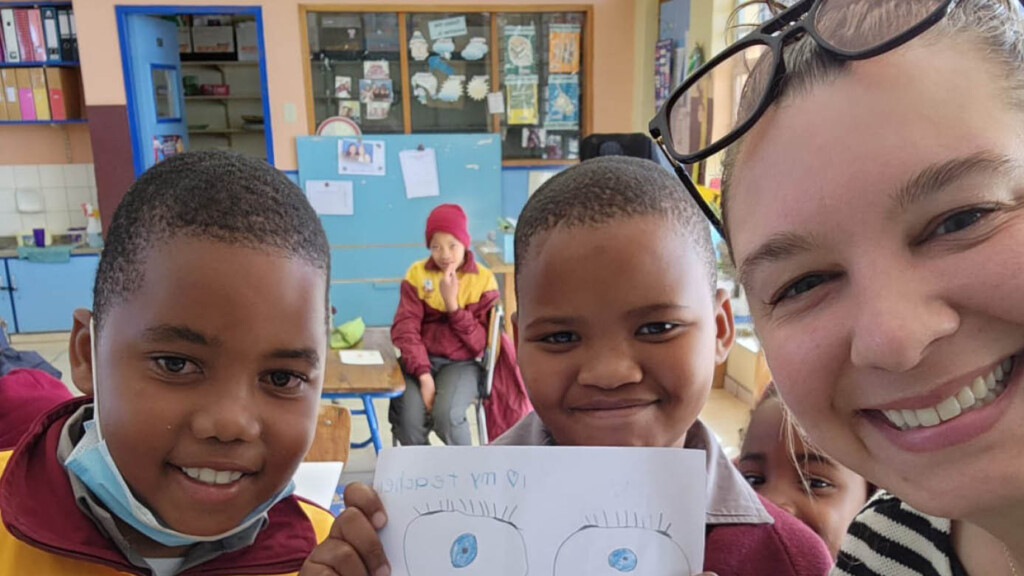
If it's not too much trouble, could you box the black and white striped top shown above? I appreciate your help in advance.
[833,491,968,576]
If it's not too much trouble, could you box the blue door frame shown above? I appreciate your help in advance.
[116,5,275,176]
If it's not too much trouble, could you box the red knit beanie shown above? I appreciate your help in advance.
[425,204,471,249]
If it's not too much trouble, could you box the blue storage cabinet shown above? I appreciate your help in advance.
[298,134,502,327]
[0,263,15,333]
[7,254,100,333]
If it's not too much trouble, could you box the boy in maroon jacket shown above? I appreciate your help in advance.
[307,157,832,576]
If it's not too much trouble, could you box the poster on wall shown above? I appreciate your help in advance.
[338,139,387,176]
[504,24,536,75]
[507,74,539,125]
[548,24,581,74]
[360,79,394,103]
[152,135,184,164]
[337,100,361,123]
[654,39,674,111]
[428,16,468,39]
[363,60,390,80]
[334,76,353,98]
[545,75,579,129]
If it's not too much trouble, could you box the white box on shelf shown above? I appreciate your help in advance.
[178,26,193,53]
[192,25,234,54]
[235,21,258,61]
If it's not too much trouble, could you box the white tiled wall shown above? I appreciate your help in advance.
[0,164,98,238]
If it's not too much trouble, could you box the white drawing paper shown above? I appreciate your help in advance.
[374,446,706,576]
[305,180,354,216]
[339,349,385,365]
[399,148,441,200]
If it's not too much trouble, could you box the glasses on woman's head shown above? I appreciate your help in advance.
[649,0,956,234]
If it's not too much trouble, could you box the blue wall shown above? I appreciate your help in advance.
[659,0,690,49]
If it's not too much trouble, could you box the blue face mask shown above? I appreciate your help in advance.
[62,320,295,548]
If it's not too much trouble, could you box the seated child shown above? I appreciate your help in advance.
[736,384,874,558]
[307,156,834,576]
[0,150,336,575]
[389,203,529,446]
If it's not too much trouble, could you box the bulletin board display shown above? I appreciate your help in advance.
[300,5,593,166]
[297,133,502,326]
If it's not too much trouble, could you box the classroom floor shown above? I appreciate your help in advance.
[16,332,752,488]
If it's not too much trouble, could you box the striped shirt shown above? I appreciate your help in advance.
[833,491,968,576]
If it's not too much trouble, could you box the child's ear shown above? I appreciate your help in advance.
[713,288,736,365]
[68,308,95,396]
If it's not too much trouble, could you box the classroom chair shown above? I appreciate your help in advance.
[393,304,503,447]
[471,303,504,445]
[305,404,352,463]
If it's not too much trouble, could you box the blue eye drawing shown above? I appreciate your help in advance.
[608,547,638,572]
[554,511,691,576]
[404,500,528,576]
[450,532,478,568]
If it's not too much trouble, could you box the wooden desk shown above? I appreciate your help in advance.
[322,329,405,453]
[475,242,516,337]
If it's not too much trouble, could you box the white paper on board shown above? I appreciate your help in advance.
[486,91,506,115]
[305,180,354,216]
[399,148,441,199]
[339,349,385,365]
[374,446,707,576]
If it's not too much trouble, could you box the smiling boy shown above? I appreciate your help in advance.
[315,156,833,576]
[0,151,335,575]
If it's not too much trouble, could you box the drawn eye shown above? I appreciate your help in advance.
[404,501,528,576]
[554,513,691,576]
[450,533,478,568]
[609,547,638,572]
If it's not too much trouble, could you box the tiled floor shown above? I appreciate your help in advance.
[14,333,752,487]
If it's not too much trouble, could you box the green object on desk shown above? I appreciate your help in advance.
[16,245,72,263]
[330,317,366,349]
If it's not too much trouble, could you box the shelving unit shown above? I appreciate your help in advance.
[0,0,87,147]
[0,61,81,68]
[181,45,265,159]
[189,127,263,134]
[0,119,86,125]
[185,95,261,101]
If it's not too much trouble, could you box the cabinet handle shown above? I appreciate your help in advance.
[8,275,15,291]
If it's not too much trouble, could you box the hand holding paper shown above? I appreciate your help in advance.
[298,484,390,576]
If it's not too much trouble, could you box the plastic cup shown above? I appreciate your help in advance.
[33,228,45,247]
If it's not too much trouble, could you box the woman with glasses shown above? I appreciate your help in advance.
[652,0,1024,574]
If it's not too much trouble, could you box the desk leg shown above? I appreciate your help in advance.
[362,394,384,454]
[501,272,516,338]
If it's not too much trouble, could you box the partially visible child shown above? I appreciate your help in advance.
[389,203,529,446]
[310,157,833,576]
[737,384,874,558]
[0,151,335,575]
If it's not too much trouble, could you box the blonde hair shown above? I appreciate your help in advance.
[720,0,1024,242]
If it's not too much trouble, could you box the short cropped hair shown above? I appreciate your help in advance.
[514,155,717,293]
[93,150,330,329]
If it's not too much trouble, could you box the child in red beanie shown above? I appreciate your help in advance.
[389,204,530,445]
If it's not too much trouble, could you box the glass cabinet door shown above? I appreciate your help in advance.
[306,12,404,133]
[498,12,585,161]
[405,12,492,133]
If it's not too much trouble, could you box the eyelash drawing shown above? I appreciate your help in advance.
[553,510,691,576]
[403,499,529,576]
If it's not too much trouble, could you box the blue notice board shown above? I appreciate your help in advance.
[297,134,502,326]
